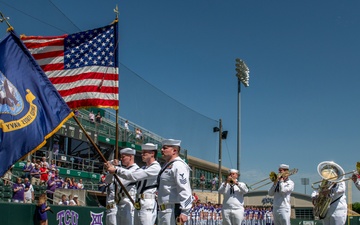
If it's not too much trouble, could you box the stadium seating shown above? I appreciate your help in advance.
[2,186,12,202]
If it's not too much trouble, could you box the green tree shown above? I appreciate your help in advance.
[352,202,360,214]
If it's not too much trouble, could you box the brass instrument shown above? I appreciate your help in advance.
[249,168,298,191]
[312,161,345,219]
[312,161,360,187]
[229,178,235,185]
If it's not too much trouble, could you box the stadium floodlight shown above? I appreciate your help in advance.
[235,58,250,87]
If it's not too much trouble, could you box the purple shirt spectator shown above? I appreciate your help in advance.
[55,176,64,188]
[31,167,40,178]
[23,161,33,179]
[12,182,25,202]
[47,178,57,193]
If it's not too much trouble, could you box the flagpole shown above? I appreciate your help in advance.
[114,5,120,160]
[72,116,137,208]
[0,11,14,32]
[115,109,119,159]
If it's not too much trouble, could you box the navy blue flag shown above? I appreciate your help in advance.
[0,31,74,177]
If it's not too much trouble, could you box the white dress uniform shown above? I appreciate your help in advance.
[116,161,161,225]
[268,178,294,225]
[218,179,249,225]
[116,163,139,225]
[104,174,118,225]
[157,156,193,225]
[311,181,347,225]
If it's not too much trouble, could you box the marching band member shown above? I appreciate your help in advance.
[268,164,294,225]
[218,169,249,225]
[352,173,360,191]
[311,180,347,225]
[108,143,161,225]
[157,139,192,225]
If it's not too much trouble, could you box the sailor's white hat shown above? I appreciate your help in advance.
[279,164,289,169]
[161,139,181,146]
[142,143,158,151]
[120,148,136,155]
[229,169,239,174]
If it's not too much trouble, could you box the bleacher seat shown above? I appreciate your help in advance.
[3,186,12,193]
[2,192,12,202]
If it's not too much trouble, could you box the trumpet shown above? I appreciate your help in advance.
[249,168,298,191]
[227,177,236,185]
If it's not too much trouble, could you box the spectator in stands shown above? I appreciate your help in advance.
[68,194,76,206]
[40,156,49,168]
[23,159,33,179]
[40,164,49,185]
[73,194,81,206]
[12,177,25,203]
[95,111,102,123]
[47,174,57,202]
[211,175,219,192]
[48,168,56,179]
[193,192,199,203]
[54,171,64,189]
[53,141,59,158]
[50,159,57,170]
[200,174,206,192]
[24,177,34,203]
[77,178,84,189]
[124,120,129,130]
[89,111,95,123]
[3,165,13,185]
[31,158,37,167]
[70,177,78,189]
[58,194,68,205]
[57,161,63,168]
[98,176,106,192]
[31,163,41,185]
[63,177,71,189]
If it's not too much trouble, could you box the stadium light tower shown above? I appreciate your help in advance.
[235,58,250,176]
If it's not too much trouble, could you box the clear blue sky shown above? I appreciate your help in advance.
[1,0,360,202]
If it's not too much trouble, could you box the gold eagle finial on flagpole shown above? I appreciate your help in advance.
[113,5,119,23]
[0,11,14,32]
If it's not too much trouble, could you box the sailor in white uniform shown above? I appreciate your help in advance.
[352,173,360,191]
[106,148,139,225]
[218,169,248,225]
[107,143,161,225]
[268,164,294,225]
[104,159,120,225]
[157,139,193,225]
[311,180,347,225]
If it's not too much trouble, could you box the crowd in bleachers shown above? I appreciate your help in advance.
[186,198,274,225]
[0,156,95,205]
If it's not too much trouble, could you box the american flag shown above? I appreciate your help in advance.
[21,23,119,109]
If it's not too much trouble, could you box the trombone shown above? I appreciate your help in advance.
[248,168,298,191]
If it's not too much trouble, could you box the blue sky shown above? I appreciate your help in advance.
[1,0,360,202]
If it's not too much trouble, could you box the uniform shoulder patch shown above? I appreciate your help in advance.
[179,173,187,184]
